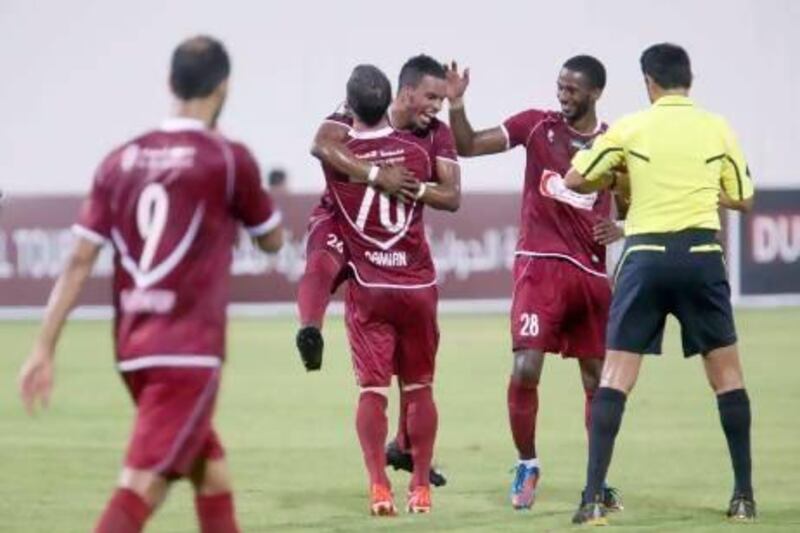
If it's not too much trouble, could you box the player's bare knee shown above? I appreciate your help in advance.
[703,344,745,394]
[118,467,169,507]
[579,359,603,391]
[511,350,544,385]
[191,459,233,496]
[599,351,641,394]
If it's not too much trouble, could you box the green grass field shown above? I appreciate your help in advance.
[1,309,799,532]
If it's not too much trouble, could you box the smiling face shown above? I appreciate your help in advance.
[398,74,447,130]
[556,67,601,123]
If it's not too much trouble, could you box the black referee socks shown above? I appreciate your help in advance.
[717,388,753,498]
[585,387,627,502]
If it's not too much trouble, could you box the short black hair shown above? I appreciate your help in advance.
[346,65,392,126]
[562,55,606,90]
[398,54,446,89]
[170,35,230,100]
[640,43,692,89]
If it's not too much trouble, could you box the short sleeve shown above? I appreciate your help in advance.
[502,109,545,149]
[230,143,281,237]
[571,122,626,183]
[72,154,116,245]
[718,118,754,201]
[432,122,458,164]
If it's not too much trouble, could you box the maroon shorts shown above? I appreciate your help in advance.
[345,283,439,387]
[121,366,224,478]
[510,256,611,359]
[304,208,349,291]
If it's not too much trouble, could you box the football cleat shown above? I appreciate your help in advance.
[601,484,624,512]
[296,326,323,371]
[406,486,432,514]
[510,462,540,510]
[572,498,608,526]
[369,484,397,517]
[726,492,756,522]
[385,440,447,487]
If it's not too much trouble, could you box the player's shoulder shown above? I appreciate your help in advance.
[506,107,555,126]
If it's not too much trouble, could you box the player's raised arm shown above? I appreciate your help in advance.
[19,237,102,415]
[311,120,416,195]
[446,62,508,157]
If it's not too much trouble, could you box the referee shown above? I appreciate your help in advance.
[564,43,755,525]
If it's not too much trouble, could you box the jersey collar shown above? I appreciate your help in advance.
[347,126,394,139]
[160,117,207,132]
[654,94,694,107]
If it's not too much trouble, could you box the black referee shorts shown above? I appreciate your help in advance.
[608,229,737,357]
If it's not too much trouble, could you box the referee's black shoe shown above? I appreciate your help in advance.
[296,326,323,371]
[572,492,608,526]
[727,492,756,522]
[385,440,447,487]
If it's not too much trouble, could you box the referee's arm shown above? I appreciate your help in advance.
[716,118,755,212]
[565,126,626,193]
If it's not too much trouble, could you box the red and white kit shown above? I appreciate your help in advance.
[322,122,456,387]
[75,117,279,476]
[502,109,612,358]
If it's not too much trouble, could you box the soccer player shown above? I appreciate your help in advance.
[445,56,624,510]
[298,55,459,486]
[565,43,756,525]
[17,36,283,533]
[321,63,460,515]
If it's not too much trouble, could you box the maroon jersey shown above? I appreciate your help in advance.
[503,109,612,275]
[74,117,279,369]
[309,106,458,222]
[323,125,437,287]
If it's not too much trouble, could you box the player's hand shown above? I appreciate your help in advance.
[593,219,624,246]
[398,180,423,203]
[445,61,470,103]
[374,165,417,197]
[18,345,55,416]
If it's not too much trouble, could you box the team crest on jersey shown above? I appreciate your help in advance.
[539,169,598,211]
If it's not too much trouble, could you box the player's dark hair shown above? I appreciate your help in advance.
[562,55,606,90]
[398,54,446,89]
[347,65,392,126]
[169,35,231,100]
[640,43,693,89]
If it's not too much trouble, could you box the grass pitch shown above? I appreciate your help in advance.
[1,309,798,532]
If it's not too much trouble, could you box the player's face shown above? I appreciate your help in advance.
[556,68,599,122]
[401,75,446,130]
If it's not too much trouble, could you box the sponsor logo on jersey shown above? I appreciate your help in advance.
[539,169,598,211]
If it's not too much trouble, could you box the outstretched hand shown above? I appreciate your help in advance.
[445,61,470,102]
[18,346,54,416]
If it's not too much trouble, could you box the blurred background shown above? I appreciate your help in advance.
[1,0,798,313]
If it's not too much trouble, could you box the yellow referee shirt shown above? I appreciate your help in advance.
[572,95,754,235]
